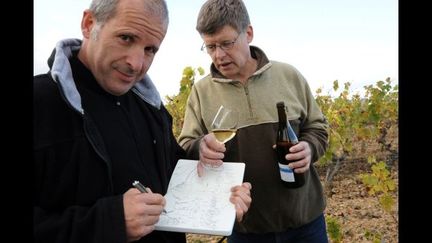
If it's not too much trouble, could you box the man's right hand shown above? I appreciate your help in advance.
[123,187,166,242]
[197,133,226,176]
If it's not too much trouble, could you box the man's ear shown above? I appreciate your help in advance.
[246,25,254,43]
[81,10,95,39]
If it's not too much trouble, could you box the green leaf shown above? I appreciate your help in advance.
[333,80,339,91]
[379,194,395,212]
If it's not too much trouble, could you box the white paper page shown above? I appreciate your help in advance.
[155,159,245,236]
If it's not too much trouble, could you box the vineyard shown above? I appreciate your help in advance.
[165,67,398,243]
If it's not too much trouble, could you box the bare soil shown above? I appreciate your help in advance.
[322,160,398,243]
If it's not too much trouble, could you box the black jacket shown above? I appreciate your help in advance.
[33,39,186,243]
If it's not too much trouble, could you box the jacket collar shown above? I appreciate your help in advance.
[48,38,162,114]
[209,45,272,83]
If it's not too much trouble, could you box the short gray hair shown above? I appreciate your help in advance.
[196,0,250,35]
[89,0,169,28]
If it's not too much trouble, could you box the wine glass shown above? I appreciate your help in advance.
[202,105,238,171]
[211,105,238,143]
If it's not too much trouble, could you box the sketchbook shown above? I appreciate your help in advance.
[155,159,245,236]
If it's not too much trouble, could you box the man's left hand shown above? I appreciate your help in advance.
[285,141,312,173]
[230,182,252,222]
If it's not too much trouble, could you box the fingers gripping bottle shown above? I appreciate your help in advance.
[276,102,305,188]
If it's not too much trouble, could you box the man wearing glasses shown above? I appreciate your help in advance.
[178,0,329,242]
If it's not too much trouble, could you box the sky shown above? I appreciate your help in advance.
[34,0,398,100]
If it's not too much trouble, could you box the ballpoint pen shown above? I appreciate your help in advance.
[133,180,167,213]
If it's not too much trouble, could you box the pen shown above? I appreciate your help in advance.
[132,180,167,213]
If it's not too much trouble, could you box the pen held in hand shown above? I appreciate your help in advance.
[133,180,167,213]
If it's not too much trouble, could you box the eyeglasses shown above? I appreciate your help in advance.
[201,34,240,54]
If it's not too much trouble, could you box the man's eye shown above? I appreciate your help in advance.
[206,45,216,51]
[119,35,133,42]
[221,42,232,48]
[144,46,158,55]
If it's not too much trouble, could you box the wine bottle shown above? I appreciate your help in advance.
[276,101,305,188]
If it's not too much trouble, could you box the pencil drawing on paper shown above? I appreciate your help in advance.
[155,159,245,236]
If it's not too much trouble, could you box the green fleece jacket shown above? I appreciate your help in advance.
[178,46,328,233]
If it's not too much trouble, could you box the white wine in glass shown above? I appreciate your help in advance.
[202,106,238,171]
[211,105,238,143]
[212,128,237,143]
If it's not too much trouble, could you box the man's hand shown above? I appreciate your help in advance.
[285,141,312,173]
[230,182,252,222]
[197,133,226,177]
[123,187,166,242]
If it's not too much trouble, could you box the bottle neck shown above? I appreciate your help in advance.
[277,107,287,127]
[276,105,298,144]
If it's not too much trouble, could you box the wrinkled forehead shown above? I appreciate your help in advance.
[114,0,168,30]
[108,1,167,38]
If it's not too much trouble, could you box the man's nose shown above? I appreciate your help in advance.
[214,46,227,58]
[125,49,145,73]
